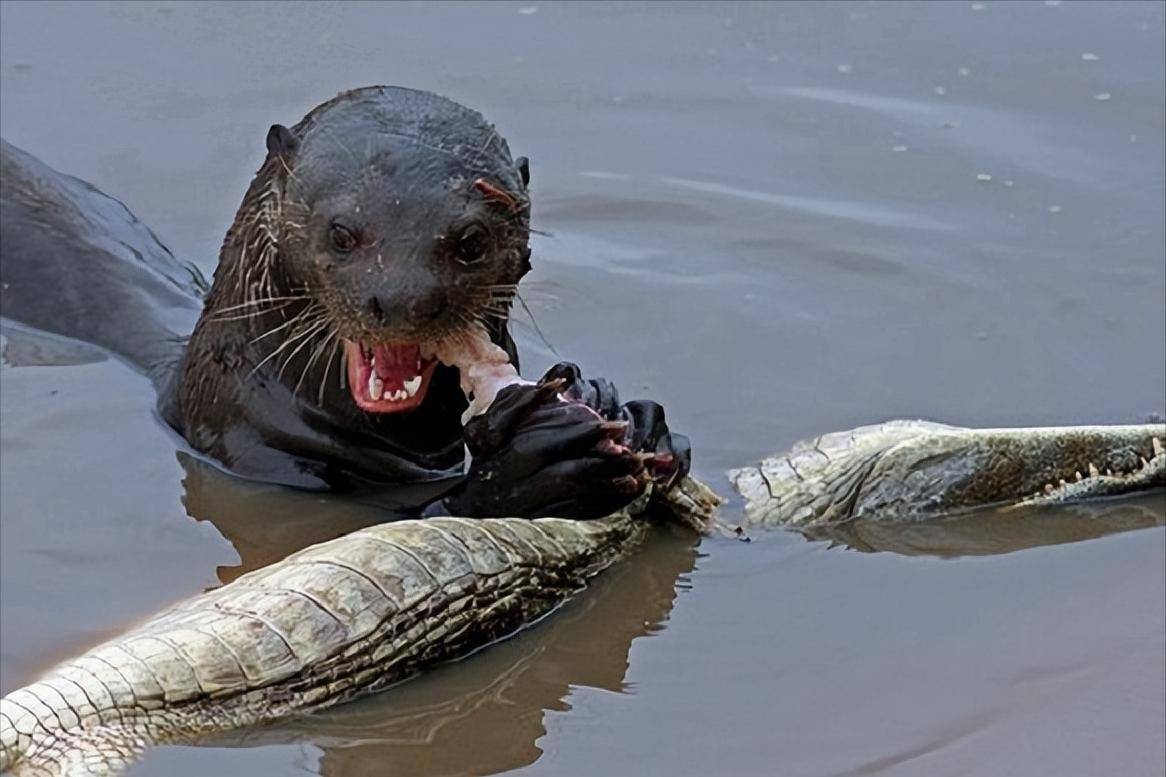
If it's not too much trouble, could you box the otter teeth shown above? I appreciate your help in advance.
[404,376,422,397]
[369,374,383,400]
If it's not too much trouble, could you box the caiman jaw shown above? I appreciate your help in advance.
[343,340,438,413]
[730,422,1166,528]
[1016,434,1165,507]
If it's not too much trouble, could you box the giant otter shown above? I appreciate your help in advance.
[0,86,688,517]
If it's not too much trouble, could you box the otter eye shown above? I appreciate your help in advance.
[455,224,491,266]
[329,223,358,254]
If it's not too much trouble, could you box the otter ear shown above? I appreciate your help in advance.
[266,124,299,158]
[515,156,530,187]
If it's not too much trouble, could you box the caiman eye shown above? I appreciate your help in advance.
[455,224,491,266]
[329,223,358,254]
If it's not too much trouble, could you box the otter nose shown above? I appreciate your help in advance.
[406,292,446,323]
[366,289,446,328]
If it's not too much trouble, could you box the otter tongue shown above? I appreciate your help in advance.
[371,344,421,387]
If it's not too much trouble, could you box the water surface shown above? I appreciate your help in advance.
[2,2,1164,776]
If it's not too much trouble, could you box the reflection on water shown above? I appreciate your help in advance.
[178,454,395,585]
[802,493,1166,558]
[179,452,698,776]
[1,322,109,369]
[308,534,691,777]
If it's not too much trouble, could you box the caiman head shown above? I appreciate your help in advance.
[729,420,1166,527]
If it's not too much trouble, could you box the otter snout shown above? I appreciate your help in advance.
[366,289,447,329]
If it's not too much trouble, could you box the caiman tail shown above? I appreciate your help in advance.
[0,513,644,776]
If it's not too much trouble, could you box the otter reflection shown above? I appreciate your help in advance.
[177,452,699,776]
[178,452,402,585]
[801,493,1165,558]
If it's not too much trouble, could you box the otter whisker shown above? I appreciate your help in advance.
[206,293,310,316]
[295,328,339,398]
[275,155,307,192]
[476,289,557,356]
[247,315,328,379]
[248,303,325,345]
[318,335,343,405]
[207,301,299,324]
[468,129,499,170]
[275,319,332,381]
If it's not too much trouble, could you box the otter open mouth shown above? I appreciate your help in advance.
[344,341,438,413]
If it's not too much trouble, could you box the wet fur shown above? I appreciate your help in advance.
[2,87,530,499]
[165,87,530,492]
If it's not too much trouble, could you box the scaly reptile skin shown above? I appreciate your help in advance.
[5,424,1163,775]
[729,421,1165,527]
[0,476,722,777]
[0,514,643,776]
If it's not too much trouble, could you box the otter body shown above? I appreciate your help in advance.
[1,87,689,516]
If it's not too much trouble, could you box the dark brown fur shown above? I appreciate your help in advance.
[160,87,530,492]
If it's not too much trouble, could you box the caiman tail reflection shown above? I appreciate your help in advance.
[308,531,695,777]
[177,452,699,776]
[179,452,412,585]
[802,494,1164,557]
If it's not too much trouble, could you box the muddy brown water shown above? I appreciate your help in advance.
[1,2,1164,776]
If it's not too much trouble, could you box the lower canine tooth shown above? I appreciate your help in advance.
[369,375,383,399]
[404,376,422,396]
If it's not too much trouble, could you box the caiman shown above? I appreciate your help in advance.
[0,480,718,777]
[3,426,1163,775]
[730,420,1165,528]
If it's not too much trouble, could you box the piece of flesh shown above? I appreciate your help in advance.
[429,326,535,421]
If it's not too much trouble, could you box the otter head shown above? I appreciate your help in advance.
[258,87,532,413]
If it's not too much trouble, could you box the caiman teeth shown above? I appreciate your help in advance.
[1153,437,1164,456]
[1074,471,1083,481]
[1089,462,1100,477]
